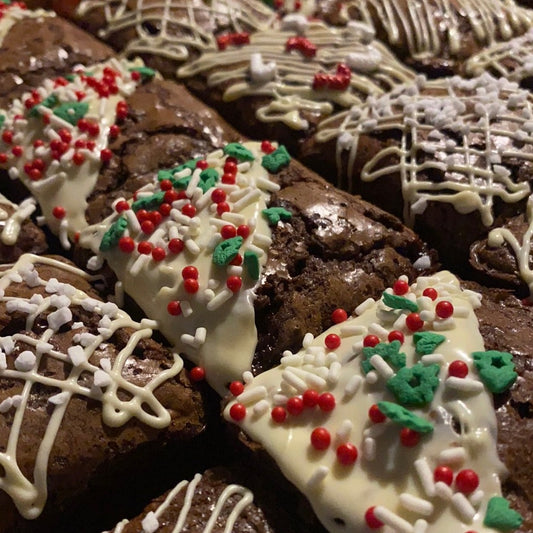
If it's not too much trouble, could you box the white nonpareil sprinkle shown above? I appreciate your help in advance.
[141,511,159,533]
[14,350,36,372]
[47,307,72,331]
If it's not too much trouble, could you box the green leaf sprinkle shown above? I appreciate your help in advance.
[413,331,446,355]
[199,168,219,193]
[131,191,166,212]
[99,216,128,252]
[377,401,434,433]
[129,66,156,80]
[213,236,243,266]
[29,94,59,118]
[261,145,291,173]
[262,207,292,225]
[484,497,523,531]
[382,291,418,312]
[387,363,440,407]
[361,340,406,375]
[223,143,255,162]
[472,350,517,394]
[53,102,89,126]
[244,251,260,280]
[0,115,5,129]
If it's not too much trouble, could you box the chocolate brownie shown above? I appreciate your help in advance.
[310,0,533,77]
[300,73,533,290]
[77,141,433,395]
[224,271,530,532]
[0,254,206,532]
[105,467,302,532]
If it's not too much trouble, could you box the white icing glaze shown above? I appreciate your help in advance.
[334,0,532,62]
[0,193,36,246]
[178,22,414,130]
[107,472,253,533]
[0,254,183,519]
[317,73,533,226]
[224,272,507,532]
[79,142,277,395]
[0,57,145,247]
[76,0,275,63]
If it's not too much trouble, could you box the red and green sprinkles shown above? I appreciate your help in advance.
[386,363,440,407]
[382,291,419,312]
[99,216,127,252]
[377,401,434,434]
[213,237,244,266]
[261,145,291,173]
[262,206,292,225]
[361,340,406,374]
[223,142,255,162]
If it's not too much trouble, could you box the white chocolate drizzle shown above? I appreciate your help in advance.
[107,472,254,533]
[0,57,145,247]
[76,0,276,63]
[224,272,507,533]
[0,193,36,246]
[178,22,415,130]
[0,254,183,519]
[317,73,533,226]
[79,142,276,395]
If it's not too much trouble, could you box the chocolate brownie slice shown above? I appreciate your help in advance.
[0,254,206,532]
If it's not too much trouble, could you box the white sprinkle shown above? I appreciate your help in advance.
[445,376,483,393]
[100,358,112,372]
[393,314,407,330]
[48,391,70,406]
[47,307,72,331]
[302,332,314,348]
[0,338,13,355]
[242,371,254,384]
[365,370,378,384]
[363,422,387,439]
[51,294,71,309]
[469,489,484,507]
[452,305,470,318]
[344,375,362,397]
[237,386,267,405]
[419,310,435,322]
[421,353,444,365]
[340,324,366,336]
[273,393,289,405]
[373,506,413,533]
[59,219,70,250]
[434,481,453,501]
[141,511,159,533]
[0,397,12,413]
[206,288,233,310]
[87,255,104,271]
[368,323,389,339]
[451,492,475,522]
[399,493,434,516]
[282,368,307,393]
[94,369,112,388]
[335,420,353,442]
[45,277,61,293]
[14,350,36,372]
[280,353,303,367]
[253,399,270,416]
[307,466,329,487]
[363,437,376,460]
[327,361,342,385]
[433,317,455,330]
[414,458,435,497]
[438,447,466,465]
[369,354,394,379]
[355,298,375,315]
[413,519,428,533]
[11,395,22,408]
[68,345,87,366]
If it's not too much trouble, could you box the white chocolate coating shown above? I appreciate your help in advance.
[224,272,506,532]
[0,254,183,519]
[0,193,36,246]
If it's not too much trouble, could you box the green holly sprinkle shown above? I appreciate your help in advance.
[29,94,59,118]
[387,363,440,407]
[472,350,517,393]
[223,143,255,162]
[131,191,166,212]
[414,331,446,355]
[157,159,199,182]
[0,115,5,129]
[129,66,156,80]
[199,168,219,193]
[244,251,260,280]
[377,401,434,433]
[484,497,523,530]
[65,74,76,82]
[213,236,243,266]
[361,340,406,374]
[53,102,89,126]
[262,207,292,225]
[261,145,291,173]
[99,216,128,252]
[382,291,418,312]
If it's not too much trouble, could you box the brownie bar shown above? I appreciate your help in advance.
[0,254,206,531]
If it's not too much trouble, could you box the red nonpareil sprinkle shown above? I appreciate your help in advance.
[196,159,208,170]
[229,381,244,396]
[118,236,135,253]
[237,225,250,239]
[116,101,128,120]
[336,443,358,465]
[190,366,205,382]
[303,389,319,408]
[1,130,13,144]
[159,203,172,217]
[87,141,96,151]
[368,404,386,423]
[168,238,185,254]
[149,211,162,226]
[88,122,100,137]
[164,189,180,203]
[211,188,226,204]
[115,200,129,213]
[393,279,409,295]
[33,139,44,148]
[50,139,67,154]
[140,220,155,234]
[77,118,90,132]
[151,247,166,261]
[136,209,149,222]
[230,253,243,266]
[182,203,196,218]
[223,159,237,173]
[436,300,454,319]
[74,232,80,243]
[221,172,236,184]
[271,406,287,423]
[310,427,331,450]
[365,507,383,529]
[184,278,199,293]
[216,34,230,50]
[159,179,173,191]
[324,333,341,350]
[406,313,424,332]
[229,403,246,421]
[318,392,335,412]
[423,287,438,300]
[0,153,7,164]
[363,334,380,348]
[167,300,182,316]
[130,70,141,81]
[11,145,23,157]
[75,90,86,101]
[109,124,120,138]
[137,241,152,255]
[287,396,304,416]
[261,140,275,153]
[448,360,468,378]
[58,128,72,144]
[434,465,454,486]
[331,308,348,324]
[217,202,230,215]
[29,168,42,181]
[54,77,69,87]
[100,148,113,162]
[182,265,199,279]
[455,469,479,494]
[52,206,66,219]
[221,225,237,239]
[74,139,86,149]
[72,152,85,166]
[388,330,405,344]
[400,427,420,447]
[227,276,242,293]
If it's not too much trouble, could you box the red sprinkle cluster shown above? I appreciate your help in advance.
[216,32,250,50]
[313,63,351,91]
[285,36,317,58]
[433,465,479,493]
